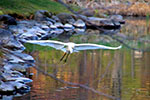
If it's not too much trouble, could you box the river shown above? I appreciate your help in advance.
[14,17,150,100]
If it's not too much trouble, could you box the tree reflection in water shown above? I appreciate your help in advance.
[13,49,150,100]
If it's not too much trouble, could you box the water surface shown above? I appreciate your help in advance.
[14,17,150,100]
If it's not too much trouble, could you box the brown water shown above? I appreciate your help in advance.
[14,18,150,100]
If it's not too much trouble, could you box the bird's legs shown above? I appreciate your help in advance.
[60,52,67,62]
[64,53,70,62]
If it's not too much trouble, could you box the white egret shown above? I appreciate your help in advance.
[26,40,122,62]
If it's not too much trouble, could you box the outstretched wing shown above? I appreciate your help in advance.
[26,40,65,50]
[74,43,122,51]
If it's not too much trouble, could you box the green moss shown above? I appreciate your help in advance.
[0,0,71,15]
[0,10,3,15]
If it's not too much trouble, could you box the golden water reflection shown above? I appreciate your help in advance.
[14,18,150,100]
[15,49,150,100]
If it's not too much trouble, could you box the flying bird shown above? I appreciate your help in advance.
[26,40,122,62]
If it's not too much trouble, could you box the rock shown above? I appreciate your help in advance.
[73,19,86,28]
[16,85,30,94]
[47,21,53,26]
[9,70,24,77]
[40,25,49,31]
[11,51,34,62]
[15,77,33,83]
[56,13,75,24]
[87,17,121,29]
[74,28,86,34]
[13,82,26,89]
[4,49,34,63]
[109,15,125,24]
[32,26,47,35]
[34,10,52,21]
[63,24,74,29]
[50,24,57,29]
[9,25,27,34]
[0,28,13,45]
[0,28,25,50]
[77,8,95,17]
[0,20,35,95]
[0,15,17,25]
[51,15,60,22]
[4,63,33,73]
[63,24,74,31]
[1,95,13,100]
[0,81,15,92]
[17,27,42,40]
[5,53,25,63]
[18,32,39,40]
[51,29,64,34]
[9,21,49,40]
[2,72,32,83]
[72,14,88,21]
[0,80,30,93]
[54,22,64,28]
[45,17,56,23]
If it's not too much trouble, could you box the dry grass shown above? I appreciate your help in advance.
[99,2,150,16]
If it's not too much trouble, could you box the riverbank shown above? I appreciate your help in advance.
[65,1,150,17]
[0,0,150,18]
[0,0,71,16]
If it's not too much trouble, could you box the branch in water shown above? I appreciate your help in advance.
[1,47,119,100]
[33,65,119,100]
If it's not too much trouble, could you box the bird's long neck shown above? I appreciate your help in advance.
[65,42,75,54]
[68,46,73,53]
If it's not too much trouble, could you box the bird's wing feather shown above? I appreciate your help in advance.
[26,40,65,50]
[74,43,122,51]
